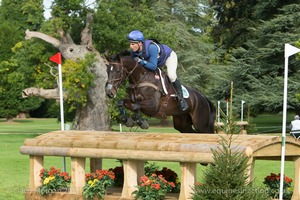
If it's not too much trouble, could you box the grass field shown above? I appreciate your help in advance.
[0,117,296,199]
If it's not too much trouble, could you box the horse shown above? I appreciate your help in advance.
[105,54,216,133]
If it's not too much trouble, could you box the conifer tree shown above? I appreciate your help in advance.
[193,119,269,199]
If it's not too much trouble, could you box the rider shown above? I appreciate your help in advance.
[126,30,189,112]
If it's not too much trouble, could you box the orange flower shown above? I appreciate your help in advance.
[152,183,161,190]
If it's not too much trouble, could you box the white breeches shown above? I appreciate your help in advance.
[165,51,178,82]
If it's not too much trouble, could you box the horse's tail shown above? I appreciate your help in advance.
[206,98,216,133]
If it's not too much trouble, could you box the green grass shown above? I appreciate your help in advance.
[0,118,62,134]
[0,118,296,199]
[249,113,295,134]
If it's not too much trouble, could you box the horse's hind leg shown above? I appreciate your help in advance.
[173,114,196,133]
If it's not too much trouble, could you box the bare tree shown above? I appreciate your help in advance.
[23,14,110,131]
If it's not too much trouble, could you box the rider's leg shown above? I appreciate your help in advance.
[172,79,188,111]
[165,51,188,111]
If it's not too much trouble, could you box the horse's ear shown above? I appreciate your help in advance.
[119,49,131,56]
[110,53,122,62]
[104,54,111,62]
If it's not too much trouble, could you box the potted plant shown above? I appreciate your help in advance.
[154,167,180,193]
[263,173,293,199]
[38,166,71,195]
[82,169,115,200]
[132,173,175,200]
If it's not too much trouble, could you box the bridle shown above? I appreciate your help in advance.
[107,58,139,91]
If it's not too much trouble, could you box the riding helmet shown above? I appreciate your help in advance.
[127,30,144,42]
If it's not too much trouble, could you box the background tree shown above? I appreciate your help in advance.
[0,0,45,120]
[2,0,300,125]
[210,0,300,115]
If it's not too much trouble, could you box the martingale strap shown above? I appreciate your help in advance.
[137,82,159,90]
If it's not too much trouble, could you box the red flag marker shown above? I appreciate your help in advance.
[49,52,62,64]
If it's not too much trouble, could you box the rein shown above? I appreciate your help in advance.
[108,59,139,90]
[108,58,161,94]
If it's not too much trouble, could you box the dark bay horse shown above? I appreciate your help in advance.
[105,54,216,133]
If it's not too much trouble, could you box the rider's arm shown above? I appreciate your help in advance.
[140,44,158,71]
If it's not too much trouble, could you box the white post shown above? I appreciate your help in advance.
[50,52,66,171]
[217,101,220,123]
[58,63,64,131]
[226,99,229,123]
[280,44,300,200]
[241,100,245,121]
[119,123,122,132]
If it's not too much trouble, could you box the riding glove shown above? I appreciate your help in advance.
[134,57,147,66]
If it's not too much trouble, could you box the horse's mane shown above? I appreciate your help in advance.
[108,50,131,62]
[118,49,131,57]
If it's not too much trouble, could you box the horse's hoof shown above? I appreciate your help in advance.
[139,120,149,129]
[126,118,134,127]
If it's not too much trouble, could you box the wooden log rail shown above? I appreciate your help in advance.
[20,131,300,200]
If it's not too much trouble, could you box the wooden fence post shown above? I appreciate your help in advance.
[29,155,44,190]
[70,157,86,194]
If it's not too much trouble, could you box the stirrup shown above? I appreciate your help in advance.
[179,99,188,111]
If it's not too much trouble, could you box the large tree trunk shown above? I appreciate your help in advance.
[23,14,110,131]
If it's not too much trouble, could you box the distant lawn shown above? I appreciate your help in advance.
[0,117,296,199]
[0,118,61,134]
[250,113,295,134]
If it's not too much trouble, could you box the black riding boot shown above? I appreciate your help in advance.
[172,79,188,111]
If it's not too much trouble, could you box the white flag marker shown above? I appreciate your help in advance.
[280,44,300,200]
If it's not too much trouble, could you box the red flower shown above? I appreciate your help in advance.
[152,183,161,190]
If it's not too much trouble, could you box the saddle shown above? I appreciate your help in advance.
[155,68,189,98]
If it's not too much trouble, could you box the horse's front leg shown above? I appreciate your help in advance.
[118,100,134,127]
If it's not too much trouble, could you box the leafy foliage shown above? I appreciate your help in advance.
[132,174,175,200]
[62,54,96,111]
[263,173,293,199]
[83,170,115,200]
[211,2,300,115]
[38,167,71,195]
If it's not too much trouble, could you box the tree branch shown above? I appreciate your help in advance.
[22,87,60,100]
[81,13,94,51]
[25,29,61,48]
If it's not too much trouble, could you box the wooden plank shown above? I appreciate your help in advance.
[179,162,196,200]
[20,146,216,163]
[246,156,255,183]
[29,155,44,190]
[121,160,139,198]
[292,156,300,200]
[70,157,86,194]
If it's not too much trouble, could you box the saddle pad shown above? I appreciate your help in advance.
[182,85,189,98]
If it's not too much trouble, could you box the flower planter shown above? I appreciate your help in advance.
[25,187,179,200]
[25,190,123,200]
